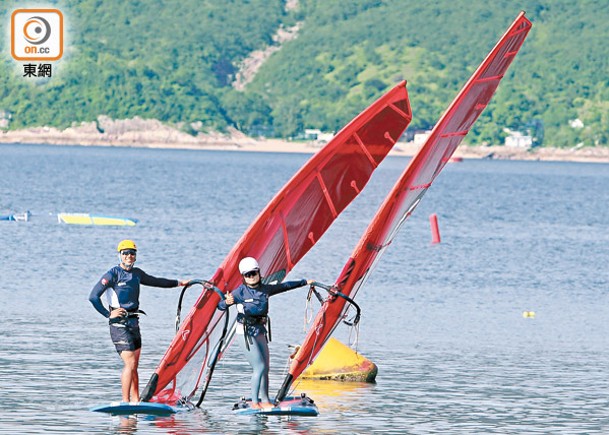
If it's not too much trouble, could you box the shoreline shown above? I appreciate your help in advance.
[2,121,609,163]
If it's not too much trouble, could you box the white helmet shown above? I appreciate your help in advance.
[239,257,259,275]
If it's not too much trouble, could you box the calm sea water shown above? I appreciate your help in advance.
[1,143,609,434]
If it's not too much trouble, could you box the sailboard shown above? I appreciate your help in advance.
[57,213,138,226]
[141,82,413,405]
[0,211,30,222]
[232,394,318,417]
[90,401,181,416]
[276,12,532,402]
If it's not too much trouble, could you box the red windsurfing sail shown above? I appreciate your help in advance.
[142,82,412,403]
[276,12,532,401]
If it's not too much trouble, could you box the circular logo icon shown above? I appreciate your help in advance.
[23,16,51,45]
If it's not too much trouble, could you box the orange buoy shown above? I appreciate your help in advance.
[430,213,441,244]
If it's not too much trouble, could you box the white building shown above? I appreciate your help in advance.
[304,128,334,143]
[413,130,432,146]
[504,131,533,148]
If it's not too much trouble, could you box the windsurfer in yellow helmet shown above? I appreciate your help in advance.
[89,239,189,403]
[217,257,313,409]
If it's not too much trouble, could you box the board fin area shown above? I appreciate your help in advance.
[232,394,319,416]
[90,401,184,416]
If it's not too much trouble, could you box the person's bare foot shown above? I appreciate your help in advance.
[251,402,273,409]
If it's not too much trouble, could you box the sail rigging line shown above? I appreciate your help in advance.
[275,11,532,404]
[304,291,313,325]
[307,283,325,305]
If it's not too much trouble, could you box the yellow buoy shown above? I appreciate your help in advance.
[300,337,377,382]
[522,310,536,318]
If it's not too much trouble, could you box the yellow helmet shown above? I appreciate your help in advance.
[117,239,137,252]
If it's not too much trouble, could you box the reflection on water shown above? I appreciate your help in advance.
[2,145,609,433]
[116,416,138,435]
[289,379,377,411]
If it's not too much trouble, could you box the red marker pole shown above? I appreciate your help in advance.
[430,213,441,244]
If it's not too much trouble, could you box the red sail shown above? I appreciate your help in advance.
[278,12,532,399]
[142,81,412,403]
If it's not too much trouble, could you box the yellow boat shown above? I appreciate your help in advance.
[57,213,137,226]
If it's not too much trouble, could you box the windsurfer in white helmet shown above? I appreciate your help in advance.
[217,257,313,409]
[89,239,189,403]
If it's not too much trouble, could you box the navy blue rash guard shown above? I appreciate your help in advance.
[89,265,179,318]
[217,279,307,334]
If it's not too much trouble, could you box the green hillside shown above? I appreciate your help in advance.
[1,0,607,147]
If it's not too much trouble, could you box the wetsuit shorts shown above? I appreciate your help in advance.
[109,317,141,353]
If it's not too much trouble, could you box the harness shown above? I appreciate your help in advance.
[242,315,268,327]
[239,315,272,350]
[108,306,147,324]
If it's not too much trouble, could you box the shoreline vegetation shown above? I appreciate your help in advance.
[2,117,609,163]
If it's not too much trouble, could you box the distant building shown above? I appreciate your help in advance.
[304,128,322,140]
[413,130,432,146]
[0,110,12,130]
[504,131,533,148]
[304,128,334,143]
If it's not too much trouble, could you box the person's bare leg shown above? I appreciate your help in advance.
[120,349,141,402]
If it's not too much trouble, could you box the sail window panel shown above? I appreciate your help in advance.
[356,105,410,165]
[428,135,467,180]
[408,151,442,189]
[438,135,467,163]
[442,81,499,134]
[156,313,213,395]
[480,34,526,79]
[410,135,463,185]
[408,165,435,190]
[177,337,210,391]
[283,181,334,263]
[256,224,290,273]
